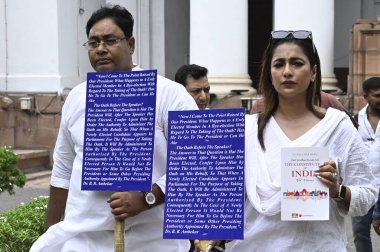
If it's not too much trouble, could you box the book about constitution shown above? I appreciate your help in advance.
[281,147,329,221]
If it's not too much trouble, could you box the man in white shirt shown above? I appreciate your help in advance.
[31,4,197,252]
[175,64,210,110]
[352,76,380,252]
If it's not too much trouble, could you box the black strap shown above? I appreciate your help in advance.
[345,111,359,129]
[354,114,358,123]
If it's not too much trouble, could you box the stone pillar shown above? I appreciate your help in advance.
[0,0,7,91]
[190,0,255,98]
[112,0,167,76]
[78,0,105,82]
[274,0,341,93]
[3,1,83,93]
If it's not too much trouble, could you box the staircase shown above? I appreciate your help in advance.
[13,149,51,174]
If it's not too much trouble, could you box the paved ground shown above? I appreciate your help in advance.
[1,172,379,251]
[0,171,50,212]
[345,217,380,252]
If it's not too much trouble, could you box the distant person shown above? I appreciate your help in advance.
[175,65,213,251]
[175,64,210,110]
[320,91,346,111]
[250,91,346,114]
[373,194,380,237]
[250,91,360,128]
[351,76,380,252]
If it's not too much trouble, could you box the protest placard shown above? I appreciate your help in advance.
[164,108,245,241]
[82,70,157,191]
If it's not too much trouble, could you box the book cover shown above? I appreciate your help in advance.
[281,147,329,221]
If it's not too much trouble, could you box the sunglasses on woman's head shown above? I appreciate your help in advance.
[270,30,315,53]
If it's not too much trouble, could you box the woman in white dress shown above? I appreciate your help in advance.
[196,30,377,252]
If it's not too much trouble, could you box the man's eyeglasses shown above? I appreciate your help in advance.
[82,37,126,50]
[270,30,315,53]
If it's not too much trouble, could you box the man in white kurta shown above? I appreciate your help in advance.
[31,4,198,251]
[30,66,197,252]
[351,76,380,251]
[357,104,380,192]
[225,108,377,252]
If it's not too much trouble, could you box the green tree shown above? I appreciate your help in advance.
[0,196,48,251]
[0,147,26,194]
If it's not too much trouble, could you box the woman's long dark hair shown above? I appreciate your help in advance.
[257,36,323,151]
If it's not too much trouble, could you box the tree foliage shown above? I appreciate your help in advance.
[0,147,26,194]
[0,196,48,252]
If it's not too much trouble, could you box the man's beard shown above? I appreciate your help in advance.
[371,104,380,113]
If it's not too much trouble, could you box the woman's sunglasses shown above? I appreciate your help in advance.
[270,30,316,53]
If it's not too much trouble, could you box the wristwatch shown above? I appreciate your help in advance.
[143,191,156,207]
[333,184,347,201]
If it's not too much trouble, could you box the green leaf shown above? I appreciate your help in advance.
[0,147,26,195]
[0,196,48,251]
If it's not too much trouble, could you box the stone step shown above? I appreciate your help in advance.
[25,170,52,181]
[13,149,51,174]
